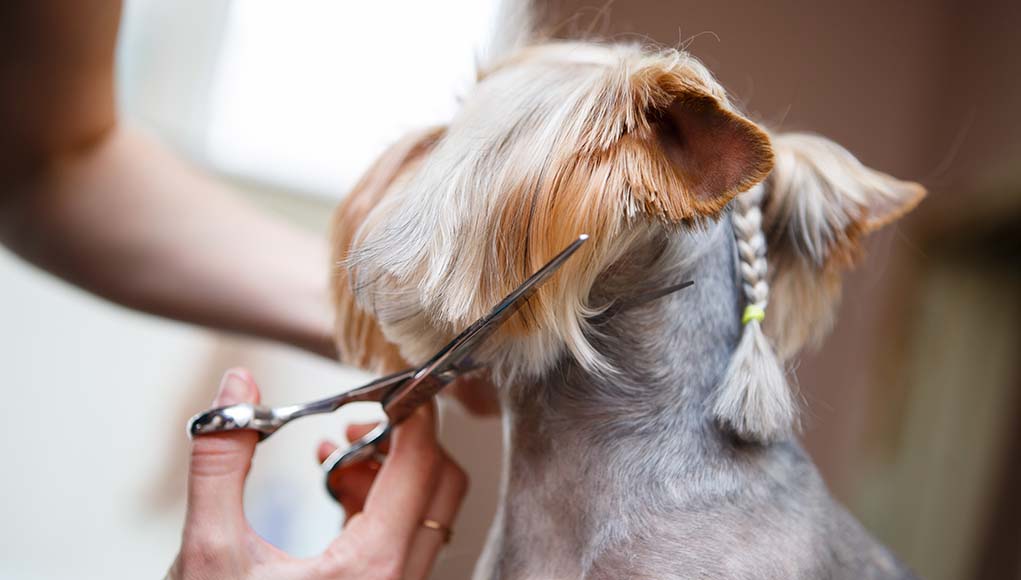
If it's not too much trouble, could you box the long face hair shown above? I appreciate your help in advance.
[332,42,772,377]
[330,41,924,435]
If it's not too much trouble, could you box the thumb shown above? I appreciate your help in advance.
[184,368,261,532]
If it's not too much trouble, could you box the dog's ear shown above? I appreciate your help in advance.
[761,132,926,359]
[330,127,445,373]
[613,69,776,222]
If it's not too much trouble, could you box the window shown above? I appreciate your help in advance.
[120,0,502,199]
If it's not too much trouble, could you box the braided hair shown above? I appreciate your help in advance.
[713,183,798,443]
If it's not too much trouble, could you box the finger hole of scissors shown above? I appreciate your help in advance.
[322,421,391,499]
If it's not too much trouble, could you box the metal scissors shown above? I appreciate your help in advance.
[187,235,589,499]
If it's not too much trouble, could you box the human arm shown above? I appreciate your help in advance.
[0,1,335,358]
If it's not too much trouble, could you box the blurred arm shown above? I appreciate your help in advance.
[0,1,336,358]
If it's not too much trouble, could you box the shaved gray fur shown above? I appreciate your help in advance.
[473,216,916,580]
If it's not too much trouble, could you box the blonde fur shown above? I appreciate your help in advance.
[330,127,445,373]
[340,42,773,382]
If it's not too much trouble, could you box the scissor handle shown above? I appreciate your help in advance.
[321,421,392,501]
[186,368,414,442]
[188,402,279,440]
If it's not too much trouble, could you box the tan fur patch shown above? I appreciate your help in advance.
[330,127,445,372]
[765,255,845,361]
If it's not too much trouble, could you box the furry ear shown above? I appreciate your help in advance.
[620,65,775,220]
[761,132,926,360]
[649,93,775,211]
[330,127,445,373]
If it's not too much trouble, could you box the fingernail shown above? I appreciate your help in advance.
[214,369,251,406]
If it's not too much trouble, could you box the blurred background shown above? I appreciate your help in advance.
[1,1,1018,579]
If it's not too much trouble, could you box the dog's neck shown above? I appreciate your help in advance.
[503,217,744,453]
[476,215,801,579]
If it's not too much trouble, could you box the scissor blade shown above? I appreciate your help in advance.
[382,234,589,423]
[430,234,588,372]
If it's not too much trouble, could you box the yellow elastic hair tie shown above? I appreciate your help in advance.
[742,304,766,325]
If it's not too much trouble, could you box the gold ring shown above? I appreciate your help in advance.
[420,519,453,544]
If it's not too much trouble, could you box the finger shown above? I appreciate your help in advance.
[317,440,338,464]
[318,440,379,517]
[329,403,442,558]
[184,368,260,533]
[403,452,470,580]
[345,423,377,442]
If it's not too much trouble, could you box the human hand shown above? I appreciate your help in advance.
[167,369,468,580]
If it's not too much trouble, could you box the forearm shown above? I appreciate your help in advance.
[0,127,336,358]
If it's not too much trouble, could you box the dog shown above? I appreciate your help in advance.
[329,38,925,580]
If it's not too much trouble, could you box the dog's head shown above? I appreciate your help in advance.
[331,42,774,379]
[330,42,925,421]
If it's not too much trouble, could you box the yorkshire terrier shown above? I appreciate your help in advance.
[330,36,924,580]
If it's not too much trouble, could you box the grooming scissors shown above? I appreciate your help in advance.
[187,235,589,499]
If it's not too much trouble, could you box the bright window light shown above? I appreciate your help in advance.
[205,0,501,199]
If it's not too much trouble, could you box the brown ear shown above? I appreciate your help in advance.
[761,132,926,359]
[653,93,776,211]
[330,127,444,373]
[617,62,776,220]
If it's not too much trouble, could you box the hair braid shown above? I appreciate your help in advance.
[733,185,770,311]
[713,183,798,442]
